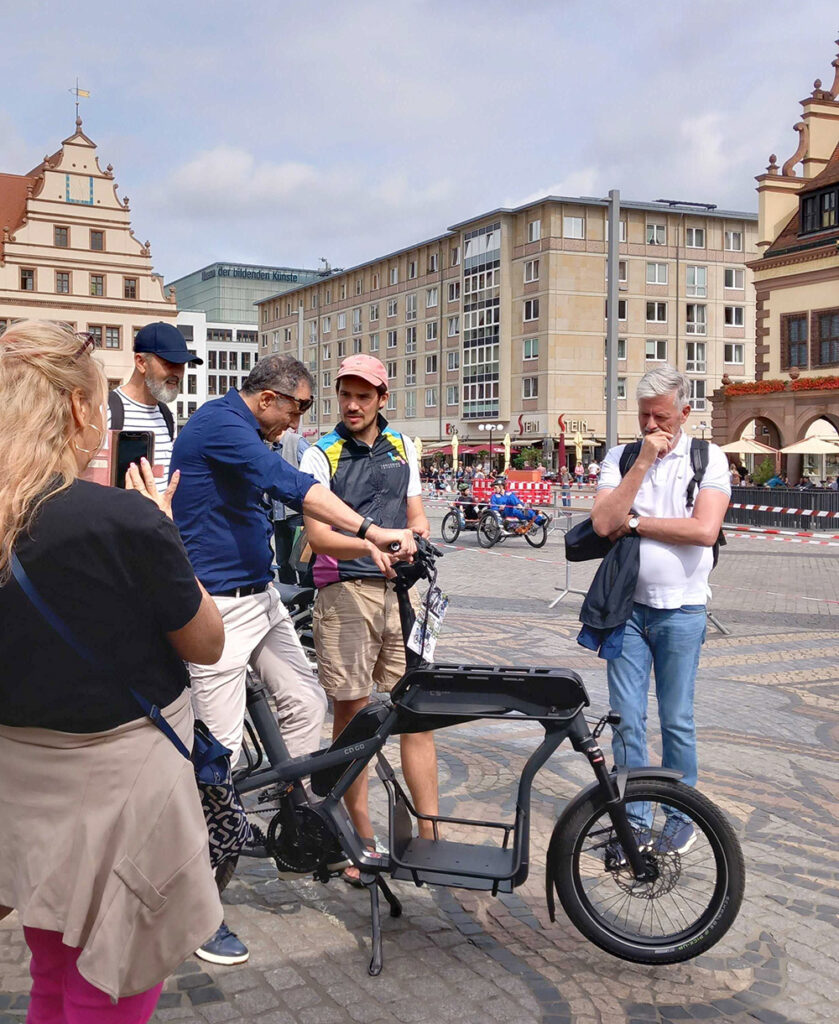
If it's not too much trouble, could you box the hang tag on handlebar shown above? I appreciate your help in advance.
[407,584,448,661]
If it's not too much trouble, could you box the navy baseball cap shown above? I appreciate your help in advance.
[134,322,203,365]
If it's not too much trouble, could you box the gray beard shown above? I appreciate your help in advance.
[147,377,180,404]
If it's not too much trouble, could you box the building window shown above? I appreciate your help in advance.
[405,326,417,352]
[724,306,744,327]
[353,338,362,353]
[605,219,627,242]
[689,379,706,410]
[426,354,438,375]
[563,215,584,239]
[386,360,397,380]
[604,298,628,321]
[446,384,459,406]
[55,271,70,294]
[523,299,540,322]
[218,374,228,392]
[408,260,417,279]
[123,277,137,300]
[447,281,460,302]
[187,375,197,395]
[54,225,69,247]
[356,277,363,296]
[523,337,539,360]
[20,268,35,290]
[524,258,540,283]
[386,392,396,412]
[105,327,120,349]
[208,376,217,396]
[90,274,104,297]
[218,351,228,371]
[522,377,538,399]
[646,222,666,246]
[618,260,628,282]
[208,351,217,369]
[387,330,398,349]
[645,339,667,361]
[89,326,102,348]
[686,304,706,334]
[370,333,379,352]
[724,268,745,289]
[684,344,704,372]
[242,352,251,370]
[426,321,438,342]
[646,301,667,323]
[428,252,439,273]
[450,245,460,266]
[815,310,839,366]
[337,340,347,357]
[527,219,541,242]
[387,298,398,317]
[371,273,379,290]
[321,316,331,334]
[322,370,332,388]
[724,230,743,252]
[405,294,417,322]
[308,320,317,343]
[685,227,705,248]
[447,350,460,371]
[782,314,808,369]
[426,286,438,308]
[369,303,379,322]
[405,390,416,417]
[425,387,437,408]
[90,230,104,251]
[322,344,331,360]
[447,315,460,337]
[389,266,398,285]
[646,262,668,285]
[337,312,346,330]
[229,351,238,371]
[724,343,745,364]
[605,337,628,361]
[323,398,332,417]
[686,265,707,297]
[352,308,362,334]
[406,358,417,385]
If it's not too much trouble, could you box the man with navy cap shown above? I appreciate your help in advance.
[107,321,202,493]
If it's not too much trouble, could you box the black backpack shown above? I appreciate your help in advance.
[619,437,725,565]
[108,389,175,441]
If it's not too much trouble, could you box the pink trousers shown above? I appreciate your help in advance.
[23,927,163,1024]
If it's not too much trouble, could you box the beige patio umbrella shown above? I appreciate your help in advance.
[502,432,511,472]
[779,436,839,454]
[413,436,423,461]
[451,432,459,471]
[718,439,778,454]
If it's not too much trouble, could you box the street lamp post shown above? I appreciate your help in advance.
[693,420,708,440]
[478,422,504,475]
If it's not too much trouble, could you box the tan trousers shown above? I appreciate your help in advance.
[188,586,327,763]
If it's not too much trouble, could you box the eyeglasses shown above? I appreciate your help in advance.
[267,389,314,414]
[73,332,95,359]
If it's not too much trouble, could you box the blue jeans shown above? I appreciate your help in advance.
[607,602,707,827]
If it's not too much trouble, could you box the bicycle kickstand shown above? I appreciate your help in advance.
[364,875,402,976]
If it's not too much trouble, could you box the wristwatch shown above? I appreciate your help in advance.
[356,516,374,540]
[627,515,641,537]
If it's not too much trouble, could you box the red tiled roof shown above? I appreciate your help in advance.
[0,173,35,258]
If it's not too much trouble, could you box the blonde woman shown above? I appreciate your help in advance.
[0,321,224,1023]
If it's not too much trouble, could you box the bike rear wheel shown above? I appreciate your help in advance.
[476,512,500,548]
[524,521,548,547]
[441,511,461,543]
[552,778,744,964]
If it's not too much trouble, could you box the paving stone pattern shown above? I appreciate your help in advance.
[1,515,836,1024]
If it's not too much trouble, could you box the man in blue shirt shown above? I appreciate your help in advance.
[489,479,546,524]
[171,354,414,966]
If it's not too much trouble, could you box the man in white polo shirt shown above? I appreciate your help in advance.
[591,365,730,854]
[107,322,202,492]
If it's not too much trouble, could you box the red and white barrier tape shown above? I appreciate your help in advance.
[728,502,839,518]
[724,524,839,540]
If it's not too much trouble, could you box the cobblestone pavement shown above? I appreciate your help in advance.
[1,509,837,1024]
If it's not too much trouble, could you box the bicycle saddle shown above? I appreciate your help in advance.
[273,582,315,607]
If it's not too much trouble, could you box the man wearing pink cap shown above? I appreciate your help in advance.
[300,355,438,882]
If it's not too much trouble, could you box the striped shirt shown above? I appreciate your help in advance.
[107,389,175,493]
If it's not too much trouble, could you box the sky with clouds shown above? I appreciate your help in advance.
[1,1,837,281]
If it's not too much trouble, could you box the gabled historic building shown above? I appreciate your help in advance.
[713,37,839,457]
[0,117,175,384]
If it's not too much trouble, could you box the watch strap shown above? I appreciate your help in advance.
[356,516,374,540]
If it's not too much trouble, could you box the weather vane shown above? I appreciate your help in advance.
[68,77,90,122]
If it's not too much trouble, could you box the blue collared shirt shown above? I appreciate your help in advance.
[171,390,317,593]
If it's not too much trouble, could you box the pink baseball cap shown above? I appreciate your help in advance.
[336,353,388,389]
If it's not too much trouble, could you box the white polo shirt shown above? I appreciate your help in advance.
[597,431,730,609]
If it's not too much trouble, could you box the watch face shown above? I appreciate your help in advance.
[629,516,640,529]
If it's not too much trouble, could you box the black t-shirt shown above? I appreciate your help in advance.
[0,479,202,732]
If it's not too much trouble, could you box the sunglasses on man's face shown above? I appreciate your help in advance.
[268,389,314,414]
[73,332,96,359]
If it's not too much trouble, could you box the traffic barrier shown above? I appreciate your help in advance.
[728,502,839,518]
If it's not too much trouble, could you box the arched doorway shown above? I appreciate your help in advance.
[791,416,839,484]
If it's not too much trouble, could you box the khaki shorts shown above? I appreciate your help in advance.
[313,578,416,702]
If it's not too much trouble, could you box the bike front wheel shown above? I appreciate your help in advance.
[552,778,744,964]
[476,512,501,548]
[441,511,461,543]
[524,521,548,547]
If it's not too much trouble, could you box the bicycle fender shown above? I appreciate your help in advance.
[544,767,683,921]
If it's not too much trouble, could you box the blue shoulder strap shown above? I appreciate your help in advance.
[10,552,190,761]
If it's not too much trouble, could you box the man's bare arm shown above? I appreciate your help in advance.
[591,431,672,537]
[634,488,729,547]
[406,495,430,539]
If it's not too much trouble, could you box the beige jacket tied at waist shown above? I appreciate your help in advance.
[0,689,222,999]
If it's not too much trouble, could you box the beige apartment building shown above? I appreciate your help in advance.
[713,36,839,460]
[0,117,176,384]
[257,197,757,458]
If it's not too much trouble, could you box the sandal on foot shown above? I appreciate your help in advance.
[342,837,382,888]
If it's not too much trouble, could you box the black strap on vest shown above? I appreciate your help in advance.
[618,436,725,566]
[108,389,175,441]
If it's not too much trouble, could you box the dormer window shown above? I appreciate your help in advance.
[801,187,838,235]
